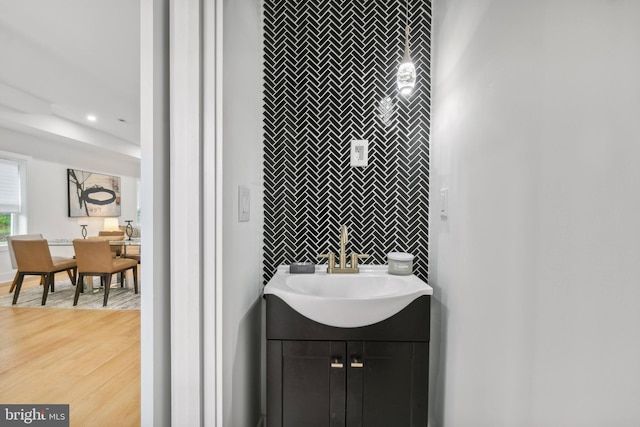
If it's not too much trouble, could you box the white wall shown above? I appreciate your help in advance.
[430,1,640,426]
[0,133,139,280]
[222,0,264,425]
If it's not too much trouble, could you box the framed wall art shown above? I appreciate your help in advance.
[67,169,121,217]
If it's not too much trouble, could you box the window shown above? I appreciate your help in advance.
[0,155,27,243]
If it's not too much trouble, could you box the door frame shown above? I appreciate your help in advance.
[141,0,222,425]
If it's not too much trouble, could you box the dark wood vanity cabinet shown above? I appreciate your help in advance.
[266,295,430,427]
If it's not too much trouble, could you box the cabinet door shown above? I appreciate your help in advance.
[347,341,428,427]
[281,340,346,427]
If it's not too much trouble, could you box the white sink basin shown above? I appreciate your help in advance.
[264,265,433,327]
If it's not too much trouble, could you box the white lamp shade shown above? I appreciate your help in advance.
[103,217,120,231]
[77,217,90,226]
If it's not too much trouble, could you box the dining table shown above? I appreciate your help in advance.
[48,237,141,257]
[48,238,141,288]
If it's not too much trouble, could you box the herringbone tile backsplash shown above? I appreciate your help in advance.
[263,0,431,284]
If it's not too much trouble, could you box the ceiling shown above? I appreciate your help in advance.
[0,0,140,160]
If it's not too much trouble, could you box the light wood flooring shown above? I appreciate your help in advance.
[0,276,140,426]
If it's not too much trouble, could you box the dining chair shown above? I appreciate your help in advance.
[124,245,141,263]
[97,230,125,257]
[7,234,77,293]
[72,239,138,307]
[11,239,78,306]
[7,234,44,293]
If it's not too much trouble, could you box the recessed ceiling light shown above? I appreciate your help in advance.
[87,115,97,122]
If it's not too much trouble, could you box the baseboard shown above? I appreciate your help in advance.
[0,271,15,283]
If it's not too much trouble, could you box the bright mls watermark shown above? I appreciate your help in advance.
[0,405,69,426]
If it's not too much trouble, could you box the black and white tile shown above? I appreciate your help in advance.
[263,0,431,283]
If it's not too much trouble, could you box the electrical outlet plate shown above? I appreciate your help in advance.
[351,140,368,167]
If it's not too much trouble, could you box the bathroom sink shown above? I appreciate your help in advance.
[264,265,433,327]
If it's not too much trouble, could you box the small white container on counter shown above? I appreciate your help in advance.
[387,252,414,275]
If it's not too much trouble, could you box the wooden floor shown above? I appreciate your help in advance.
[0,276,140,426]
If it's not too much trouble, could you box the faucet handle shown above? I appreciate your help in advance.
[317,253,336,273]
[350,253,370,269]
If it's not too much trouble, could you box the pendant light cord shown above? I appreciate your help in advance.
[403,0,412,62]
[406,0,409,28]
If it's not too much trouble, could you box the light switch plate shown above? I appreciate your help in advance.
[351,139,369,167]
[440,188,448,218]
[238,186,250,222]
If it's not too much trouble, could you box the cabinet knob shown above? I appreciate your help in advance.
[350,357,364,368]
[330,357,343,368]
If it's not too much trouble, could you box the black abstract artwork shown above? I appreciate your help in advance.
[67,169,121,217]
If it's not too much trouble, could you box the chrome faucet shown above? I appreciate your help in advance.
[318,225,369,274]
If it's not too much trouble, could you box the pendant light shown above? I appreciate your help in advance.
[397,0,416,98]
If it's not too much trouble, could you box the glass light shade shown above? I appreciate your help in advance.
[397,61,416,97]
